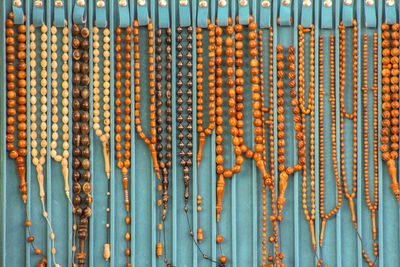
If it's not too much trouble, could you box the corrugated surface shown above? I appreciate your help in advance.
[0,0,399,267]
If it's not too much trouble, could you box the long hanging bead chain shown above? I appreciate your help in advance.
[298,24,317,252]
[362,32,379,262]
[30,23,60,267]
[6,12,47,266]
[115,26,133,266]
[71,24,92,267]
[381,23,400,202]
[319,35,342,249]
[92,25,112,261]
[195,22,216,244]
[155,27,173,262]
[50,23,75,266]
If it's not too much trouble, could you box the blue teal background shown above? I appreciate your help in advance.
[0,0,399,266]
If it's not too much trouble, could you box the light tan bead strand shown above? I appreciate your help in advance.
[30,24,60,267]
[92,26,112,262]
[93,26,111,180]
[50,25,73,205]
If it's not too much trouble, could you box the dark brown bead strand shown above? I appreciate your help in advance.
[6,12,47,265]
[155,27,173,262]
[115,26,133,266]
[71,24,91,267]
[154,27,165,261]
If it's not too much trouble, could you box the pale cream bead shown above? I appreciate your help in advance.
[52,132,59,141]
[32,157,39,165]
[51,26,57,34]
[96,129,102,136]
[50,150,57,159]
[31,112,37,121]
[63,142,69,150]
[31,96,37,105]
[41,24,48,33]
[51,61,58,70]
[40,121,47,131]
[41,56,47,66]
[62,151,69,159]
[62,125,69,133]
[31,59,37,68]
[51,141,57,149]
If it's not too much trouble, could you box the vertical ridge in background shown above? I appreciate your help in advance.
[272,0,278,262]
[67,1,74,266]
[191,1,198,266]
[334,0,342,266]
[377,0,383,266]
[129,1,136,267]
[355,0,363,266]
[45,1,52,263]
[314,0,321,264]
[292,0,299,265]
[251,2,258,267]
[88,1,95,266]
[231,1,237,266]
[109,0,116,265]
[0,0,6,263]
[170,0,177,265]
[211,1,217,266]
[26,1,32,266]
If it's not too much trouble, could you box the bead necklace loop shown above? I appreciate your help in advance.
[6,12,47,265]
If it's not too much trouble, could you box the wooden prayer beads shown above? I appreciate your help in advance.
[319,35,342,248]
[6,11,47,265]
[30,23,59,267]
[49,24,73,207]
[71,24,92,267]
[133,19,161,181]
[381,23,400,202]
[155,26,173,262]
[276,44,304,218]
[298,24,317,252]
[265,27,281,266]
[115,26,133,266]
[362,32,379,260]
[92,25,112,261]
